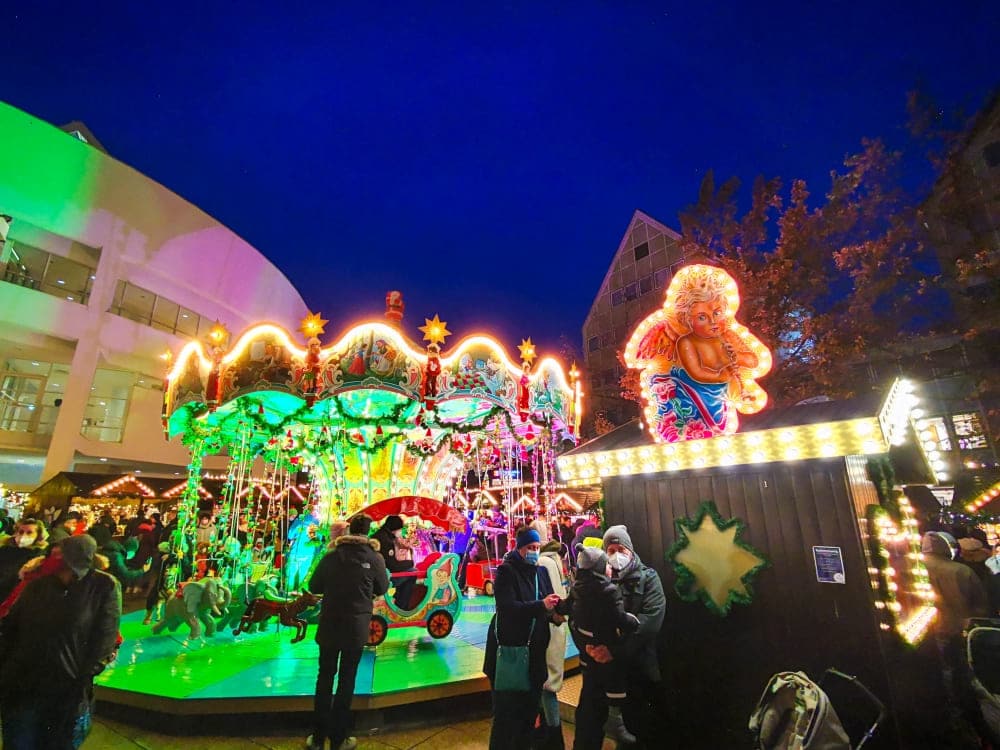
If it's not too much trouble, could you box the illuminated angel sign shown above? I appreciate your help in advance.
[624,264,772,442]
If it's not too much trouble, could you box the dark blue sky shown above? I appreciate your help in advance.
[5,2,998,355]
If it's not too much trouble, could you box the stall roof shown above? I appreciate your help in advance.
[31,472,224,501]
[557,383,928,485]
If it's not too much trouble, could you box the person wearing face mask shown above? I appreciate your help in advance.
[0,519,49,603]
[484,527,562,750]
[573,524,665,750]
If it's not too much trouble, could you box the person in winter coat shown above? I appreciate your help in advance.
[923,531,989,717]
[573,524,666,750]
[89,525,148,590]
[570,545,641,747]
[484,528,562,750]
[537,539,570,750]
[307,515,388,750]
[48,510,83,546]
[372,515,417,608]
[0,519,48,603]
[0,534,121,749]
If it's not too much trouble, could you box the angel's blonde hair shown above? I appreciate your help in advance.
[670,266,730,328]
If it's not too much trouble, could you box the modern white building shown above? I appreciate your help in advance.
[0,102,310,489]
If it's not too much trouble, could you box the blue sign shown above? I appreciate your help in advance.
[813,546,845,584]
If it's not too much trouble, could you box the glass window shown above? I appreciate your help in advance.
[1,241,93,304]
[952,412,988,451]
[80,369,136,443]
[639,274,653,295]
[176,306,200,337]
[151,296,180,333]
[588,336,601,352]
[653,268,670,289]
[0,373,43,432]
[633,242,649,261]
[920,416,952,452]
[624,282,638,301]
[984,141,1000,169]
[610,289,625,307]
[118,283,155,325]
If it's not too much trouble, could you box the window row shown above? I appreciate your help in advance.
[108,280,213,338]
[0,360,152,443]
[610,267,671,307]
[1,240,95,305]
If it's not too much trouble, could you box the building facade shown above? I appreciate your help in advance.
[0,103,310,489]
[581,209,687,428]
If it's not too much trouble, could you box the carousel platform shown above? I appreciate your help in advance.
[96,596,578,720]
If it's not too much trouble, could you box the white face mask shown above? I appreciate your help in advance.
[608,550,632,571]
[14,534,35,548]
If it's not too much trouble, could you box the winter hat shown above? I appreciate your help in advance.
[350,515,373,536]
[922,531,957,560]
[516,528,541,549]
[541,539,562,554]
[603,525,634,553]
[576,545,607,572]
[959,537,985,553]
[383,515,404,532]
[329,520,349,542]
[61,534,97,578]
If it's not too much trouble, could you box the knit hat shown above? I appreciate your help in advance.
[383,515,404,532]
[61,534,97,578]
[603,524,633,553]
[959,537,984,553]
[576,545,607,572]
[516,528,541,549]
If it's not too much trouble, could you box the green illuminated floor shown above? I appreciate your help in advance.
[98,596,576,702]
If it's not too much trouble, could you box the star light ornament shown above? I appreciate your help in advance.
[419,315,451,346]
[668,501,768,616]
[518,338,537,364]
[300,312,328,338]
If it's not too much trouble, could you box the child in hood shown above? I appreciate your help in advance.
[569,543,640,745]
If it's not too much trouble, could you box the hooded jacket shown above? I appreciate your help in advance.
[483,549,554,691]
[570,567,639,655]
[90,526,144,586]
[309,534,389,650]
[923,532,989,636]
[0,568,121,693]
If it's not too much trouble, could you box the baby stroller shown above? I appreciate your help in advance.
[749,669,886,749]
[966,618,1000,744]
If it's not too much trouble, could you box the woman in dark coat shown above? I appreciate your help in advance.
[484,528,562,750]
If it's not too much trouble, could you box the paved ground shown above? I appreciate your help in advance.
[84,714,616,749]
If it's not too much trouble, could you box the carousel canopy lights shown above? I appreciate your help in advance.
[558,378,927,484]
[966,481,1000,513]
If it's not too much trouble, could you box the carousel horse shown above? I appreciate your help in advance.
[233,591,321,643]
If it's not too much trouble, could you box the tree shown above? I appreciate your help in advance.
[663,138,935,407]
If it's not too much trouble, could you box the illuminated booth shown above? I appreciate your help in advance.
[558,265,937,749]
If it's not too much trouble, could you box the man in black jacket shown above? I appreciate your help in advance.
[572,524,666,750]
[307,515,388,750]
[0,534,122,749]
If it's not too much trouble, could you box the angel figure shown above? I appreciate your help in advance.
[625,264,772,441]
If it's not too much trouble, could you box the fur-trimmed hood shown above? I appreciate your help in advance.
[334,534,380,552]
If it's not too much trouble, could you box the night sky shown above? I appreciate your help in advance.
[5,3,998,355]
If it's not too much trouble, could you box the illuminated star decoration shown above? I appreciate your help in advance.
[419,314,451,347]
[208,320,230,345]
[300,311,329,338]
[518,338,537,364]
[668,501,768,617]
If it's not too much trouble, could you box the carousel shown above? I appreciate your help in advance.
[96,295,581,716]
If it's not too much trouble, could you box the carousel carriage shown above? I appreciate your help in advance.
[352,496,467,646]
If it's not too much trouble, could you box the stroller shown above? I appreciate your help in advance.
[966,618,1000,743]
[749,669,886,749]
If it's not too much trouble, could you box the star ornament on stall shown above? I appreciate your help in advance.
[668,501,768,617]
[300,312,328,338]
[419,315,451,346]
[518,338,537,364]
